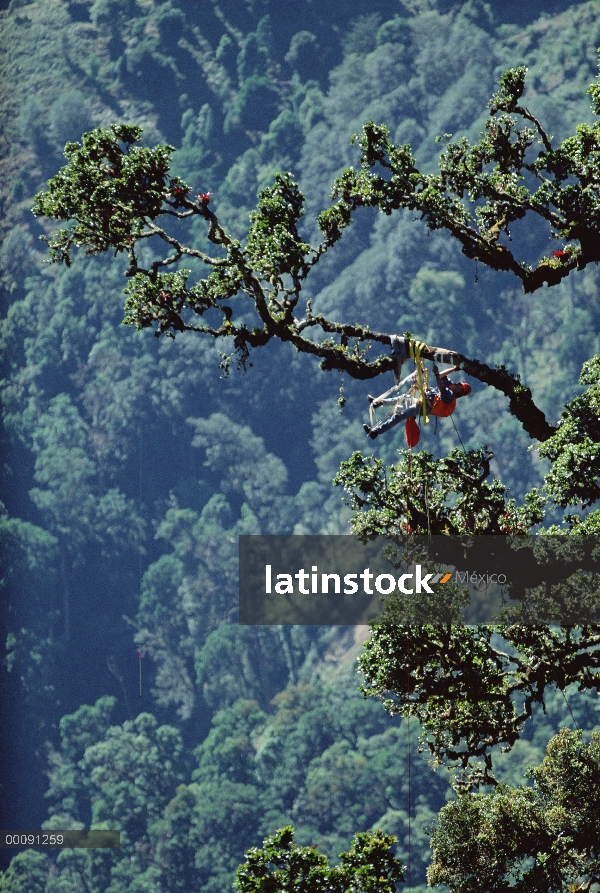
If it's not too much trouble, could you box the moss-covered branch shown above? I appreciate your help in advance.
[34,63,600,440]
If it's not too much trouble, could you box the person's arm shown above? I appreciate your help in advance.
[432,364,457,403]
[433,364,458,380]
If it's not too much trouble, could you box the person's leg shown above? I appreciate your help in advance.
[373,395,409,407]
[368,371,417,406]
[364,402,419,439]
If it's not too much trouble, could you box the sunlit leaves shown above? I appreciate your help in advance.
[33,125,183,263]
[234,826,404,893]
[333,447,544,537]
[359,622,600,786]
[428,730,600,893]
[539,355,600,508]
[246,173,310,282]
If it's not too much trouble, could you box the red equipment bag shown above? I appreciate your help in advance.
[405,416,420,448]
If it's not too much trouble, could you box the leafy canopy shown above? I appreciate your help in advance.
[234,826,403,893]
[428,729,600,893]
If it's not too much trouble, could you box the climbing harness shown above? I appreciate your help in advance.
[408,339,429,426]
[369,340,430,430]
[369,368,423,428]
[367,334,474,449]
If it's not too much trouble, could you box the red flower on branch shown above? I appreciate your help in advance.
[197,192,212,204]
[551,249,567,259]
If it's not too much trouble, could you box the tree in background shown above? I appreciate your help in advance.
[234,826,403,893]
[428,729,600,893]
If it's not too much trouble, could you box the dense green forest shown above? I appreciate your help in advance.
[4,1,600,890]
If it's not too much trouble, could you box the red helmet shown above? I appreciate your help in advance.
[459,382,472,395]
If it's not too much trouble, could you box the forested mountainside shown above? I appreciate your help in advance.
[3,1,600,890]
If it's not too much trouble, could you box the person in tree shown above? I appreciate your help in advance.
[363,364,471,441]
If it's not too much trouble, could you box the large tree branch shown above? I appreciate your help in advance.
[39,73,600,443]
[293,323,556,441]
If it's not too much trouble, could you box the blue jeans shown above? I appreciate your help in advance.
[371,400,421,436]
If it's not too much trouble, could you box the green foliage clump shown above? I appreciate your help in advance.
[429,729,600,893]
[334,447,544,536]
[0,851,49,893]
[539,355,600,508]
[235,826,403,893]
[33,125,183,264]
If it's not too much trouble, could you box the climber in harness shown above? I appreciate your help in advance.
[363,363,471,443]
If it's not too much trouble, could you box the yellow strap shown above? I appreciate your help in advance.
[409,340,429,425]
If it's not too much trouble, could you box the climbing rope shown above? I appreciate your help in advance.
[404,597,412,891]
[450,413,468,455]
[407,702,411,891]
[560,687,577,727]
